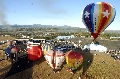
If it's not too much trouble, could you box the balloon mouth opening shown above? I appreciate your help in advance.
[91,33,99,40]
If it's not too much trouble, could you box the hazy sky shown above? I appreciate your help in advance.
[0,0,119,30]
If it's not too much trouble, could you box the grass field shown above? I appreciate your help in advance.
[0,36,120,79]
[0,36,15,41]
[0,51,120,79]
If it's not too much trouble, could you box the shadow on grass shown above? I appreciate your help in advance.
[72,48,93,75]
[81,50,93,75]
[0,54,45,79]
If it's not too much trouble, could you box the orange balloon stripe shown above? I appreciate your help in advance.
[100,3,112,33]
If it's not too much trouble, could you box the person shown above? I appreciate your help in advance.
[9,45,19,65]
[91,40,93,44]
[4,47,11,60]
[7,40,14,48]
[4,40,14,60]
[79,44,83,50]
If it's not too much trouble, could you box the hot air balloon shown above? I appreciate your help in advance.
[44,49,65,73]
[66,50,83,73]
[27,44,42,61]
[82,2,116,40]
[27,40,42,61]
[43,43,53,55]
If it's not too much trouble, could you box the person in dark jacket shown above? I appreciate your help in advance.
[9,45,19,65]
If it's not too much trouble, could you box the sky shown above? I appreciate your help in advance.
[0,0,119,30]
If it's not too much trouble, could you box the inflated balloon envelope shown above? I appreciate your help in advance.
[82,2,116,40]
[27,44,42,61]
[43,43,53,55]
[66,50,83,71]
[44,50,65,72]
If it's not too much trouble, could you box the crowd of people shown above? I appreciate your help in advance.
[3,39,83,63]
[4,40,20,65]
[1,39,120,65]
[105,50,120,61]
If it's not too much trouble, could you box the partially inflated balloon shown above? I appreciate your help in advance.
[43,43,53,55]
[82,2,116,40]
[44,50,65,71]
[66,50,83,71]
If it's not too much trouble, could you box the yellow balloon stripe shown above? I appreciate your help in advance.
[96,2,102,33]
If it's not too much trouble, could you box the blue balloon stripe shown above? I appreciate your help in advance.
[90,3,95,33]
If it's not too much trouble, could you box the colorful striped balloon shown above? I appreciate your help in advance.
[82,2,116,40]
[43,43,53,55]
[66,50,83,71]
